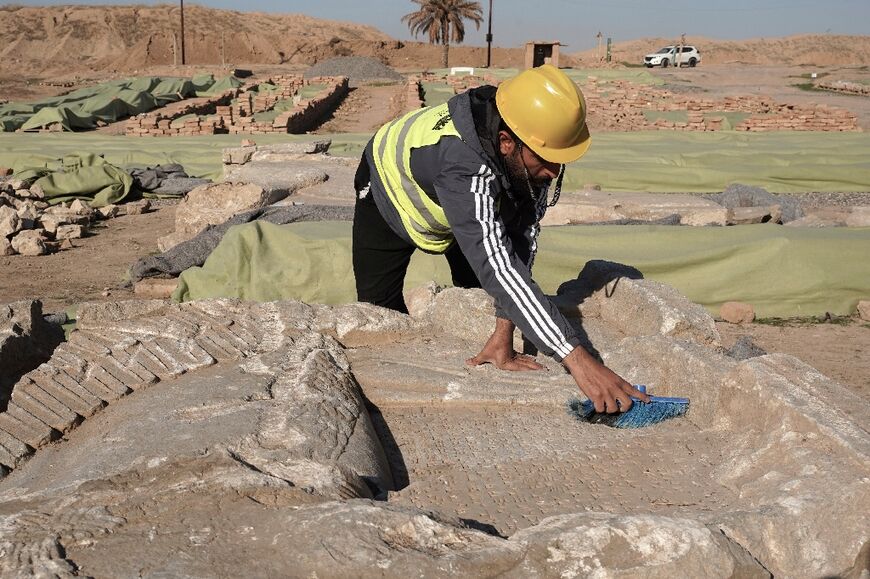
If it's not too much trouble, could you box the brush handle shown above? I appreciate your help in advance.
[634,385,690,405]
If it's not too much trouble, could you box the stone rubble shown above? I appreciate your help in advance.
[0,176,153,256]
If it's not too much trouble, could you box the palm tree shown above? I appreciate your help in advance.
[402,0,484,68]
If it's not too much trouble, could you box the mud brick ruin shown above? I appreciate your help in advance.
[584,78,861,132]
[125,75,349,136]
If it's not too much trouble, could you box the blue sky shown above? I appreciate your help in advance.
[24,0,870,49]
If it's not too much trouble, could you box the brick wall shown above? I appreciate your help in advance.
[126,76,349,136]
[583,78,860,132]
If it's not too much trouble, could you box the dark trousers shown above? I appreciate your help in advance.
[352,192,480,314]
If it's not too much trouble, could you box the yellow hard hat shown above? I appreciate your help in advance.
[495,64,591,164]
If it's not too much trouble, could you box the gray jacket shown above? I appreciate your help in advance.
[362,87,581,361]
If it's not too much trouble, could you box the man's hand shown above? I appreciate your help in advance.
[562,346,650,412]
[466,318,544,372]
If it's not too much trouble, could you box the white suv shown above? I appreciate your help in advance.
[643,45,701,68]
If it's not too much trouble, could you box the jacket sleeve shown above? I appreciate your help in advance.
[433,139,581,361]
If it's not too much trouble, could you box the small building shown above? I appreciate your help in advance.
[524,41,562,69]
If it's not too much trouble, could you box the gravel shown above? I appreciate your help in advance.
[304,56,403,86]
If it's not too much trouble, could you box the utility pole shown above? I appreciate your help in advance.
[485,0,493,68]
[179,0,186,65]
[596,31,602,62]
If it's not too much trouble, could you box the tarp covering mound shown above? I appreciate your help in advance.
[173,220,870,318]
[14,153,134,207]
[1,132,869,192]
[0,75,240,132]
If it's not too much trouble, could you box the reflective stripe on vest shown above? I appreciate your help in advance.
[371,103,461,253]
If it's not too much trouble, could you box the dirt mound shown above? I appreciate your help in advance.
[572,34,870,66]
[304,56,403,85]
[0,4,394,78]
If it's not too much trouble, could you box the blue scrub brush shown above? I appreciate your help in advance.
[568,385,689,428]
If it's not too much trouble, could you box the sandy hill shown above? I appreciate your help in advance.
[0,4,397,77]
[572,35,870,66]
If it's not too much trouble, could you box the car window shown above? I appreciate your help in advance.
[682,47,693,53]
[657,47,673,54]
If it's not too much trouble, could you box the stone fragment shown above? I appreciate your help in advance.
[15,199,39,221]
[785,207,849,227]
[10,229,48,256]
[541,191,727,226]
[54,224,84,240]
[509,513,770,578]
[0,204,20,238]
[96,204,119,219]
[720,301,755,323]
[0,167,11,176]
[68,199,92,215]
[430,287,497,345]
[122,199,151,215]
[712,354,870,577]
[404,281,440,318]
[157,182,282,252]
[39,209,89,235]
[680,206,729,226]
[222,145,256,165]
[557,260,721,347]
[29,183,45,199]
[0,237,13,255]
[133,278,179,299]
[728,204,782,225]
[858,300,870,322]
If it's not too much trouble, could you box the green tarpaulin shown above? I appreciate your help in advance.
[1,75,240,132]
[16,153,134,207]
[1,132,868,192]
[173,220,870,318]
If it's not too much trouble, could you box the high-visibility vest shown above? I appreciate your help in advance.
[371,103,462,253]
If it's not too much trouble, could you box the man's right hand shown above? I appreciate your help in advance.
[562,346,649,412]
[466,317,544,372]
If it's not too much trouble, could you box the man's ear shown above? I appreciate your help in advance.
[498,130,516,156]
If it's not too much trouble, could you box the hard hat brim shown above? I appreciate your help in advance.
[528,123,592,165]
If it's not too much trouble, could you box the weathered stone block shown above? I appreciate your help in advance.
[719,301,755,324]
[157,182,282,252]
[0,204,20,238]
[10,229,48,256]
[559,260,721,347]
[509,513,770,578]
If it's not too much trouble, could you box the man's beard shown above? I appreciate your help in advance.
[504,150,552,196]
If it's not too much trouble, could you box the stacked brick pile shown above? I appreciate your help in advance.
[817,80,870,96]
[400,76,424,113]
[126,76,348,136]
[219,76,349,134]
[125,90,238,136]
[444,73,499,93]
[584,78,860,132]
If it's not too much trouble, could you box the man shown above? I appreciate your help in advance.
[352,64,648,414]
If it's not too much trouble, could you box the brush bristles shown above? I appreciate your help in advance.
[567,398,688,428]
